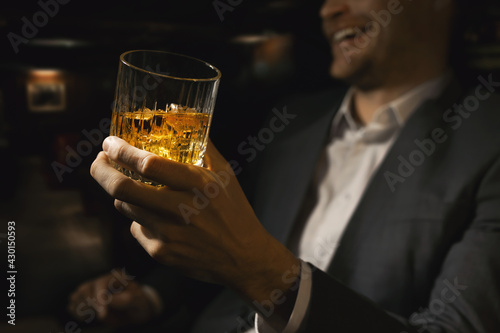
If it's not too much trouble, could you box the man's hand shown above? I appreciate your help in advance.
[67,272,159,327]
[90,136,300,329]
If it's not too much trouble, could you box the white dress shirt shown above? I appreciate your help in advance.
[255,73,451,333]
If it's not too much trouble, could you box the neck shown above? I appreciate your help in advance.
[352,66,448,125]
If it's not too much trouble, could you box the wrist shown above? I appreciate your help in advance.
[233,234,301,330]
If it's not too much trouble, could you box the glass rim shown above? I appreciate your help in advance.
[119,49,222,82]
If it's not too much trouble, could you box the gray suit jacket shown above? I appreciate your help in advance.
[249,77,500,332]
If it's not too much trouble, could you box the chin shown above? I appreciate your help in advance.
[329,61,356,82]
[330,42,376,82]
[329,58,376,89]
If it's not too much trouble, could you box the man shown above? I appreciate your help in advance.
[75,0,500,331]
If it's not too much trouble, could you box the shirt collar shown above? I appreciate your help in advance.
[332,71,452,135]
[385,71,452,126]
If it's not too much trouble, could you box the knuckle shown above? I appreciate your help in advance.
[150,250,163,262]
[114,199,124,212]
[129,222,139,237]
[115,200,135,220]
[90,156,100,178]
[113,143,126,161]
[193,169,213,187]
[149,243,170,263]
[139,154,159,176]
[108,175,129,199]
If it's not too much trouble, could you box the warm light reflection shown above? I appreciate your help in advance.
[231,33,294,81]
[30,38,89,48]
[231,34,271,44]
[29,69,63,80]
[26,69,66,112]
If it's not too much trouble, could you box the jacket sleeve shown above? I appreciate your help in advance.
[297,156,500,333]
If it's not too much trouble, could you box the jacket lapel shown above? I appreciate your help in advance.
[327,79,463,280]
[254,88,346,244]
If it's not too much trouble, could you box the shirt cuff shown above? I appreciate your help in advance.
[255,260,312,333]
[141,284,164,315]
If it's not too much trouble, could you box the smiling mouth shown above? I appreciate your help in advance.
[333,27,365,44]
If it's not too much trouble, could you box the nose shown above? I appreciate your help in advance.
[320,0,349,19]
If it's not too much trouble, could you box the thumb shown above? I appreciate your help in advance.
[204,139,233,174]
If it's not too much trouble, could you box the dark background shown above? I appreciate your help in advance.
[0,0,499,332]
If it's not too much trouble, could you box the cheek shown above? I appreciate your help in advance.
[352,0,391,16]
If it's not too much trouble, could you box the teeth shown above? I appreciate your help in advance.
[333,27,358,43]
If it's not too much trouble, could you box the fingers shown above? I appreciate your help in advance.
[130,221,176,264]
[91,151,155,205]
[68,277,108,320]
[68,281,93,316]
[103,136,204,190]
[203,139,222,170]
[114,199,185,230]
[93,151,208,227]
[68,273,142,324]
[93,276,111,319]
[106,291,134,310]
[203,139,235,174]
[91,152,186,210]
